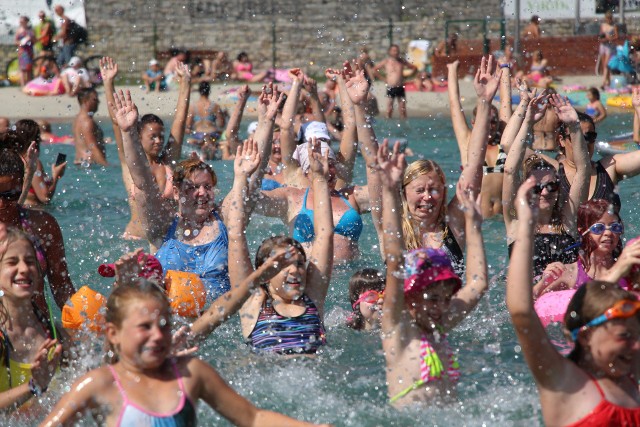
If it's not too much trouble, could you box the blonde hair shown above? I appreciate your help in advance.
[401,159,447,250]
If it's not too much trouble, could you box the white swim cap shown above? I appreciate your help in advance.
[68,56,81,67]
[301,121,331,142]
[247,121,259,135]
[292,140,336,173]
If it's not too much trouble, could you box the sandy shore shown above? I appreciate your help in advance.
[0,75,629,122]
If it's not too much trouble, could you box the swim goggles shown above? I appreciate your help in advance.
[352,290,384,309]
[581,222,624,236]
[532,180,560,195]
[570,299,640,341]
[0,189,21,201]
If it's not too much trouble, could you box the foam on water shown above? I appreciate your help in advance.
[8,114,639,425]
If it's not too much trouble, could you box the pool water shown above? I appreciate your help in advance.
[14,113,640,426]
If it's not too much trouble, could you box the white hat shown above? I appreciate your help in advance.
[247,121,259,135]
[292,140,336,173]
[68,56,81,67]
[149,59,159,66]
[301,121,331,142]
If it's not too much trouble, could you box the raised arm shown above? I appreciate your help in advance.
[110,90,171,247]
[17,142,38,206]
[280,70,305,185]
[500,82,535,155]
[551,94,589,238]
[448,55,500,247]
[442,179,487,331]
[446,60,472,165]
[304,139,334,318]
[379,142,408,334]
[163,62,191,164]
[302,77,325,123]
[100,57,125,164]
[506,178,574,389]
[224,85,250,153]
[329,66,357,189]
[498,65,512,123]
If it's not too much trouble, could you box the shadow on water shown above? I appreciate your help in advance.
[9,113,639,425]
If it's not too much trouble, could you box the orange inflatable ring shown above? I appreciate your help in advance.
[165,270,207,317]
[62,286,107,332]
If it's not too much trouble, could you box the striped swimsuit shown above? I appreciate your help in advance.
[248,295,326,355]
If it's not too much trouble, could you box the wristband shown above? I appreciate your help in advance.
[29,378,47,397]
[499,63,510,69]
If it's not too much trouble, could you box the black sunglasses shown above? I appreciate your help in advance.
[532,180,560,195]
[0,189,21,201]
[584,131,597,144]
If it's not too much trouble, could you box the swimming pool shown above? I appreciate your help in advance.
[16,113,640,426]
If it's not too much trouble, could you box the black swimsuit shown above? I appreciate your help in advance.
[442,230,465,278]
[508,232,578,279]
[558,161,621,213]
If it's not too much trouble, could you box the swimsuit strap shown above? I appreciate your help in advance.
[337,191,355,210]
[302,188,311,211]
[585,372,607,399]
[108,365,130,404]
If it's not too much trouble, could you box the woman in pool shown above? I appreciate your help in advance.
[533,199,639,296]
[0,149,75,315]
[447,58,511,219]
[41,280,331,426]
[584,87,607,124]
[0,225,64,411]
[185,81,226,147]
[238,140,333,355]
[399,56,499,275]
[100,57,190,244]
[506,178,640,427]
[378,142,488,405]
[503,93,590,279]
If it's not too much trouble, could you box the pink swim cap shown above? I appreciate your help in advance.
[403,248,462,296]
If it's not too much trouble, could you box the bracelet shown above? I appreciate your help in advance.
[29,378,47,397]
[499,64,510,69]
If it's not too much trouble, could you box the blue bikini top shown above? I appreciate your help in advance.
[292,188,363,243]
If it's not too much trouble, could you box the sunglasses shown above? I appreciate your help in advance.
[352,290,384,310]
[0,189,21,201]
[570,299,640,340]
[581,222,624,236]
[532,180,560,195]
[584,131,598,144]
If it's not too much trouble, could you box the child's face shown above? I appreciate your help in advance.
[585,212,621,254]
[268,248,307,301]
[140,122,165,157]
[358,290,384,329]
[108,298,172,369]
[585,317,640,378]
[405,280,455,332]
[587,92,595,102]
[0,239,41,301]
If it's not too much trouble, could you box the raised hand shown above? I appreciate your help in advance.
[113,248,145,285]
[171,325,199,357]
[233,138,261,177]
[517,79,537,105]
[549,94,578,124]
[514,177,540,225]
[325,68,340,81]
[174,61,191,85]
[99,57,118,83]
[345,69,370,105]
[303,76,318,96]
[30,338,63,392]
[255,245,300,284]
[257,83,285,120]
[527,94,549,124]
[446,59,460,73]
[473,55,500,102]
[110,90,139,132]
[24,141,38,177]
[308,138,330,179]
[237,84,251,102]
[456,177,483,222]
[632,86,640,109]
[51,159,67,180]
[375,140,406,189]
[288,68,304,82]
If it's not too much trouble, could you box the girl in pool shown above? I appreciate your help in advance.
[0,225,64,411]
[346,269,385,331]
[378,142,488,405]
[239,139,333,355]
[41,281,332,426]
[506,178,640,426]
[585,87,607,124]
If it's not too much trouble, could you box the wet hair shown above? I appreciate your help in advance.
[347,269,385,330]
[0,130,21,153]
[104,280,170,363]
[14,119,42,154]
[137,114,165,133]
[0,149,25,179]
[587,87,601,101]
[402,159,447,251]
[173,158,217,188]
[0,227,39,265]
[523,155,563,227]
[198,81,211,97]
[237,52,249,62]
[254,236,306,271]
[77,87,97,105]
[557,111,595,141]
[565,280,638,363]
[577,199,623,273]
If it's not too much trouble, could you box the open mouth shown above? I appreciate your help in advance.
[12,278,32,288]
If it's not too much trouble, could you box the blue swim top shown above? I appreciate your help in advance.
[155,211,231,302]
[108,361,197,427]
[292,188,363,243]
[261,177,284,191]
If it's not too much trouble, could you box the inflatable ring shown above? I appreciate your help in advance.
[606,95,633,108]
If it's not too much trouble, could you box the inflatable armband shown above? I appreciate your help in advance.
[165,270,207,317]
[62,286,106,332]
